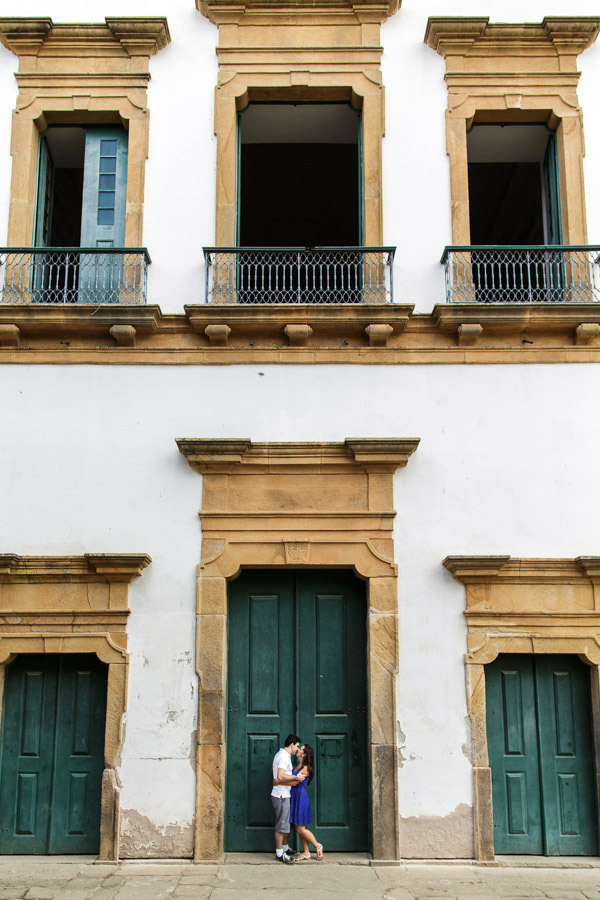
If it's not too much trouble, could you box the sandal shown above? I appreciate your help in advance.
[294,853,311,862]
[316,843,324,860]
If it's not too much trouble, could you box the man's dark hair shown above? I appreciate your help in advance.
[284,734,301,748]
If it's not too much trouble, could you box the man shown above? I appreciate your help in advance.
[271,734,306,863]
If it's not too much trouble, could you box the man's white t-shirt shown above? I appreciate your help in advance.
[271,748,293,799]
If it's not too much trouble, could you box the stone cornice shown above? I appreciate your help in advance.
[197,0,400,26]
[444,556,600,584]
[0,17,170,59]
[0,554,152,583]
[2,302,600,363]
[177,438,419,475]
[425,16,600,62]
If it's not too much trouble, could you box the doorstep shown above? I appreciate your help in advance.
[224,852,371,865]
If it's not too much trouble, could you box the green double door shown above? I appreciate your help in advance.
[0,654,107,854]
[486,654,598,855]
[226,570,368,851]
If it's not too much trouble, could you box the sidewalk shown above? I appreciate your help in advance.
[0,857,599,900]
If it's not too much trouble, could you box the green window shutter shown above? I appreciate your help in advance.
[80,126,128,248]
[79,127,128,302]
[543,133,562,245]
[33,135,54,248]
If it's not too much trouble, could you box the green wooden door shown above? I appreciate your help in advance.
[486,654,598,855]
[226,570,367,851]
[0,654,107,854]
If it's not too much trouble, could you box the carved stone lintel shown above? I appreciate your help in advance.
[284,324,312,347]
[0,324,20,348]
[109,325,136,347]
[284,541,310,564]
[197,0,400,25]
[443,556,511,581]
[365,323,393,347]
[205,324,231,346]
[0,554,151,583]
[0,16,171,59]
[425,16,600,60]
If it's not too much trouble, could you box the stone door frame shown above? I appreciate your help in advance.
[444,555,600,861]
[0,553,151,860]
[177,438,420,861]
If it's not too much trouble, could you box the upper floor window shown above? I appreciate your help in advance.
[467,124,561,247]
[0,18,168,307]
[238,102,361,248]
[35,126,128,250]
[426,16,600,305]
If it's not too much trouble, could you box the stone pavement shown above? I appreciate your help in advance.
[0,857,600,900]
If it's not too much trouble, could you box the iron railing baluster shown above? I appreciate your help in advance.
[441,246,600,303]
[202,247,395,303]
[0,248,149,305]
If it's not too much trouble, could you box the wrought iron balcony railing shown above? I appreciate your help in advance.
[203,247,395,304]
[0,248,150,305]
[442,245,600,304]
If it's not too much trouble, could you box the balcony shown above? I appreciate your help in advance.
[0,248,150,305]
[442,246,600,304]
[203,247,395,305]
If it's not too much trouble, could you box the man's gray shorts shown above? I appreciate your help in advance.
[271,796,290,833]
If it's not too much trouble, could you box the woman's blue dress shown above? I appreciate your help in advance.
[290,767,311,826]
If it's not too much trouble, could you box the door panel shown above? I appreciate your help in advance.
[297,571,367,848]
[0,655,107,855]
[227,573,295,850]
[48,657,108,853]
[226,570,367,851]
[0,657,58,853]
[534,656,598,856]
[486,654,598,856]
[486,656,544,854]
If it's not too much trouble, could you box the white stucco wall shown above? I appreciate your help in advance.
[0,0,598,853]
[0,0,599,312]
[1,363,599,842]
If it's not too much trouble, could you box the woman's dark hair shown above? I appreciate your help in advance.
[302,744,315,784]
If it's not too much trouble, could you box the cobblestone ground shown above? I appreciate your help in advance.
[0,857,599,900]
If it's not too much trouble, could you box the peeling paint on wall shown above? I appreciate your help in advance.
[120,809,194,859]
[399,803,474,859]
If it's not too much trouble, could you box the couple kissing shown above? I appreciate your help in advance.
[271,734,324,863]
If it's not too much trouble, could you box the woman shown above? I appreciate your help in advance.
[276,744,323,861]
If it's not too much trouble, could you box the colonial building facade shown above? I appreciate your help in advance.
[0,0,599,863]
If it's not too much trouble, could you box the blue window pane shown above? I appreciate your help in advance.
[100,140,117,155]
[98,192,115,209]
[97,208,114,225]
[100,157,116,174]
[99,174,116,190]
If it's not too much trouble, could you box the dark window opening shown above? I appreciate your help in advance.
[237,103,361,302]
[467,124,561,246]
[42,127,86,248]
[238,103,360,248]
[467,125,563,301]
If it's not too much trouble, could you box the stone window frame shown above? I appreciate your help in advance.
[425,17,600,247]
[177,437,419,861]
[443,555,600,862]
[0,553,151,860]
[0,17,170,247]
[196,0,400,248]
